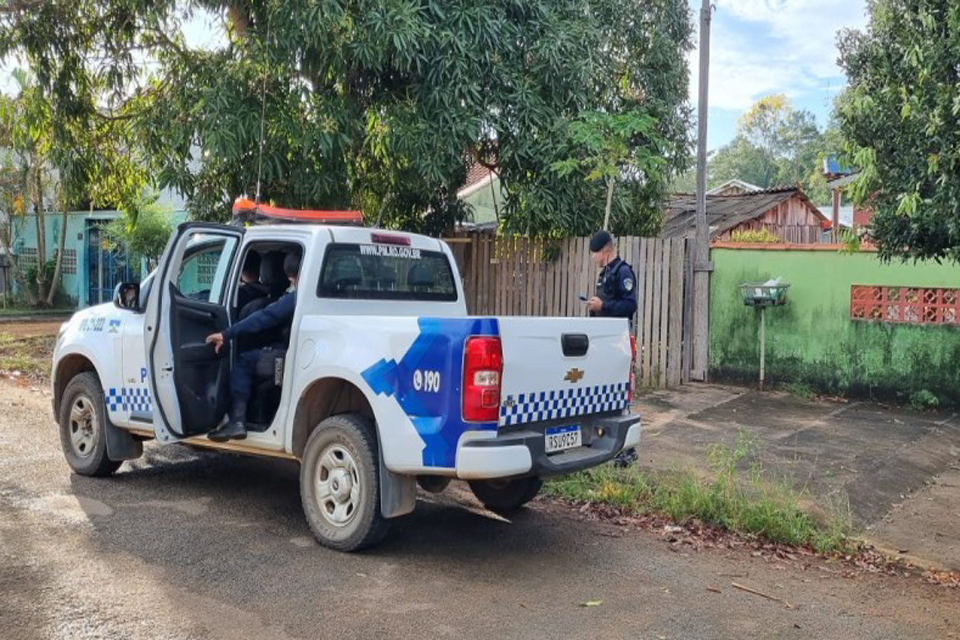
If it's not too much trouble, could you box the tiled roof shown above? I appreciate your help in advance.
[463,162,493,190]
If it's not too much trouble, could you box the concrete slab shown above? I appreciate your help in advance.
[869,465,960,571]
[637,384,960,570]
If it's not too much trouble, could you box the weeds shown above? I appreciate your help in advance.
[909,389,940,411]
[545,432,856,553]
[781,381,816,400]
[0,332,54,381]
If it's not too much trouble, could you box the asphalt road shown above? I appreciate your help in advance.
[1,383,957,640]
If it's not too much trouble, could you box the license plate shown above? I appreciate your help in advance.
[545,425,582,454]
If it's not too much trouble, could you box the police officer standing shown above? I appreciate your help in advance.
[586,230,638,467]
[586,230,637,326]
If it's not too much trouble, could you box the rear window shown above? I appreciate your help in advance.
[317,243,458,301]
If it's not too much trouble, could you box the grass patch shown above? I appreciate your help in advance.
[545,432,855,553]
[780,381,816,400]
[0,331,55,381]
[0,305,73,317]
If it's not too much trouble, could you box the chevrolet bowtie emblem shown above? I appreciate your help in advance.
[564,368,585,383]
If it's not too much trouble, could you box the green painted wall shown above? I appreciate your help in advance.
[461,175,504,226]
[710,247,960,406]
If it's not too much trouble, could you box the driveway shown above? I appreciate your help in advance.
[1,383,958,639]
[638,384,960,572]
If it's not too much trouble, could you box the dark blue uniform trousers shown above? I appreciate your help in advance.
[231,350,263,402]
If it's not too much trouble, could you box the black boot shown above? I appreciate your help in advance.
[208,398,248,442]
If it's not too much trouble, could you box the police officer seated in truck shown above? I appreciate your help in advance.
[204,252,300,442]
[235,251,268,314]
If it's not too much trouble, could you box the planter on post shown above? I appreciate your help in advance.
[738,280,790,390]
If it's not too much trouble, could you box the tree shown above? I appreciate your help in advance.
[705,95,829,204]
[837,0,960,262]
[1,0,694,237]
[0,70,70,307]
[550,110,666,231]
[102,194,175,273]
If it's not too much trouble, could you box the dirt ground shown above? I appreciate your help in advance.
[0,321,60,385]
[1,381,959,639]
[0,319,64,339]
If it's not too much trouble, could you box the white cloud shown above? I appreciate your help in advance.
[689,0,868,112]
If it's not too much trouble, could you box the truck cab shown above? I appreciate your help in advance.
[52,217,641,551]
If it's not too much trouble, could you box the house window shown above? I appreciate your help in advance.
[61,249,77,275]
[196,252,221,286]
[851,285,959,325]
[16,247,37,272]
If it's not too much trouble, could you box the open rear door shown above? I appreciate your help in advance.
[144,223,243,443]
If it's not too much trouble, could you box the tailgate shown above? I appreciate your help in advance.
[497,317,632,427]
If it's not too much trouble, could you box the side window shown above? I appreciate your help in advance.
[176,234,238,304]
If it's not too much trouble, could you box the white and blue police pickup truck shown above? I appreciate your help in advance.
[52,211,641,551]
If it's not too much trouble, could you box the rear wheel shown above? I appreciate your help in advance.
[469,477,543,512]
[299,414,390,551]
[58,372,122,477]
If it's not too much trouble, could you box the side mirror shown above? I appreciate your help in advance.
[114,282,140,311]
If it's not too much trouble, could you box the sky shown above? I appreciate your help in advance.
[3,1,869,153]
[690,0,869,150]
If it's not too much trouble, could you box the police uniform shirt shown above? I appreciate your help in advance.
[594,257,638,322]
[222,290,297,342]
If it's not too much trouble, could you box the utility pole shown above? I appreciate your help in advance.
[692,0,713,381]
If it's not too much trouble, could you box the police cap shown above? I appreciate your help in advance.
[589,230,613,253]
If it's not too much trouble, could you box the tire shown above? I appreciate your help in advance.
[299,413,390,552]
[469,477,543,512]
[58,372,122,477]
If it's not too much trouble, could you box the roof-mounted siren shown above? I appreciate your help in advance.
[231,197,364,226]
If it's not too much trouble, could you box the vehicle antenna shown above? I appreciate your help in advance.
[254,7,272,208]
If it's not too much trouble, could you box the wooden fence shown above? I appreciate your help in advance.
[445,234,692,388]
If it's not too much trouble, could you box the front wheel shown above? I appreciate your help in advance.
[58,372,122,477]
[469,477,543,512]
[299,414,390,551]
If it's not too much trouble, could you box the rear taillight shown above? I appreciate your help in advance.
[629,335,637,405]
[463,336,502,422]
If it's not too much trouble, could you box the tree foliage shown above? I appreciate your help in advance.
[0,70,75,307]
[550,110,665,231]
[673,95,830,204]
[102,193,175,270]
[1,0,693,237]
[714,95,828,203]
[837,0,960,262]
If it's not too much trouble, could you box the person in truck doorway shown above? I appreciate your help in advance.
[236,251,268,312]
[204,253,301,442]
[586,230,639,467]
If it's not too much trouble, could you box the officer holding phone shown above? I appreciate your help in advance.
[585,230,638,468]
[585,230,637,328]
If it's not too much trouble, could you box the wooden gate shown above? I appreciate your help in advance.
[445,234,692,388]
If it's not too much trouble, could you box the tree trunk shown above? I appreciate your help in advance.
[603,177,615,230]
[0,231,37,307]
[45,193,68,307]
[32,163,48,304]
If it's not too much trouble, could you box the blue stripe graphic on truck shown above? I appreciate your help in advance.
[362,317,500,468]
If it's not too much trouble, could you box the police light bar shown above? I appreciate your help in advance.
[232,198,363,226]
